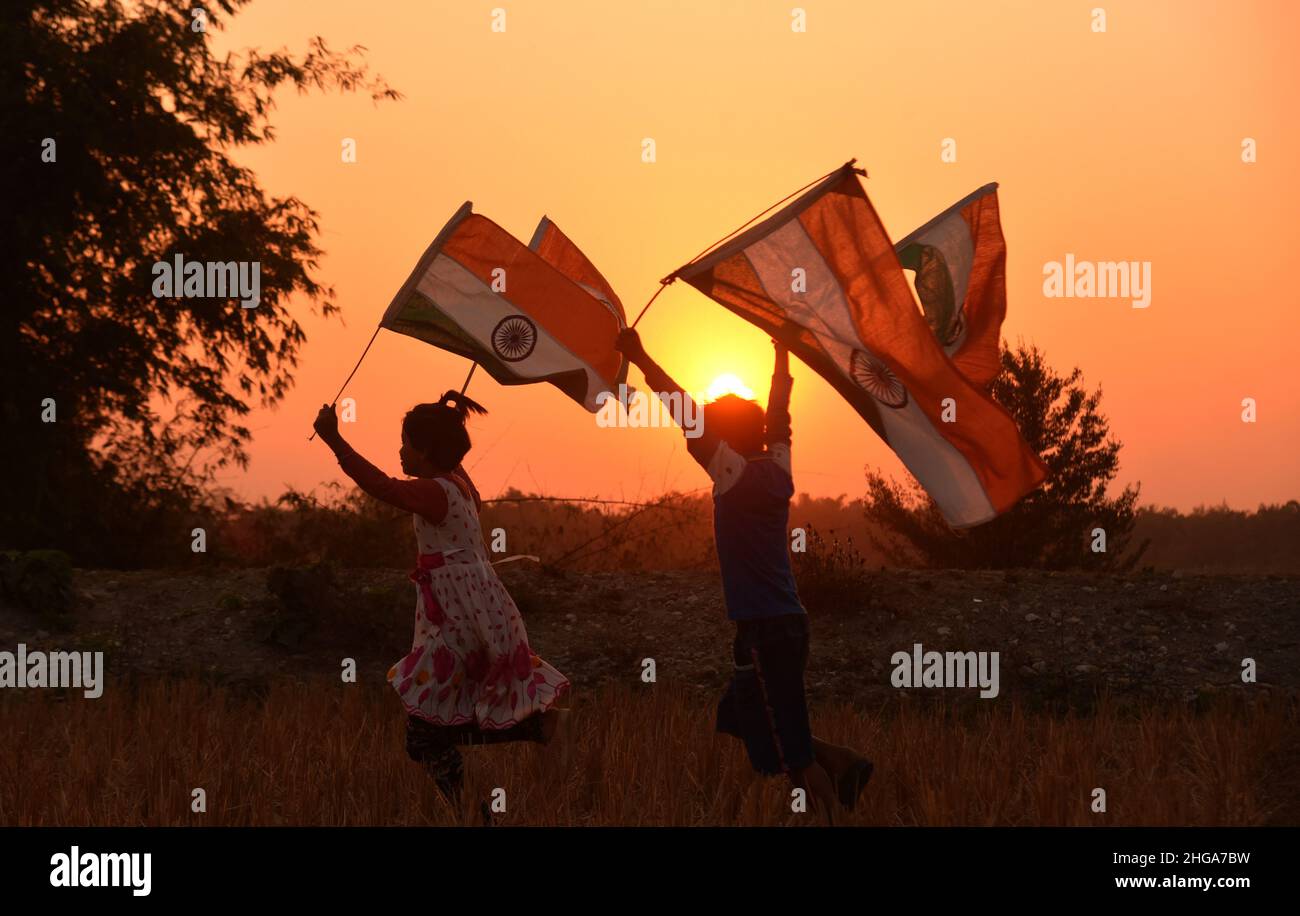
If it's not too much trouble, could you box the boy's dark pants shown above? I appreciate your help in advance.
[405,714,545,802]
[716,613,815,776]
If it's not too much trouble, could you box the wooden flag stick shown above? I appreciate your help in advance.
[308,323,382,441]
[630,280,672,329]
[459,361,478,395]
[633,159,865,331]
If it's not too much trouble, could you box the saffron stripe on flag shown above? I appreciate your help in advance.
[677,165,1046,526]
[381,203,626,412]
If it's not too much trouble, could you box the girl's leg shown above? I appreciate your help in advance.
[452,713,546,746]
[539,706,570,745]
[459,709,573,773]
[424,749,465,804]
[405,715,464,804]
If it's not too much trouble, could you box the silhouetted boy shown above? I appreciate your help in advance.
[617,328,873,823]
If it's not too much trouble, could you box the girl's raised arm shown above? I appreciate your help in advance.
[313,404,451,522]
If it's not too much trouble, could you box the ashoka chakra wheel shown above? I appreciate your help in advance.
[491,315,537,362]
[850,350,908,408]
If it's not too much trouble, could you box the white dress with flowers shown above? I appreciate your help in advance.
[387,478,569,729]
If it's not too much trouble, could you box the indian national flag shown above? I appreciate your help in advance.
[895,184,1006,390]
[675,164,1046,527]
[382,203,627,411]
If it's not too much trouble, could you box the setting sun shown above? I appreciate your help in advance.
[705,373,755,403]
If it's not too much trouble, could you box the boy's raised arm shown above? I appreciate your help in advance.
[616,329,718,469]
[616,328,685,402]
[765,341,794,476]
[766,342,793,447]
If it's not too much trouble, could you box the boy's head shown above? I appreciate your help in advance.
[703,394,765,456]
[400,390,487,475]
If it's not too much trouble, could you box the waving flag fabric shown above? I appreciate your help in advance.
[675,164,1046,527]
[529,216,625,319]
[894,184,1006,390]
[382,203,627,411]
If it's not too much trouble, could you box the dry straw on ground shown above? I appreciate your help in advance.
[2,679,1293,826]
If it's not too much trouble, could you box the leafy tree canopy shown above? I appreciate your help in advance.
[1,0,399,562]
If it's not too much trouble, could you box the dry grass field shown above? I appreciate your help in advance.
[3,678,1295,827]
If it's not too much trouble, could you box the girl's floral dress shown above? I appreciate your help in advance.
[387,477,569,728]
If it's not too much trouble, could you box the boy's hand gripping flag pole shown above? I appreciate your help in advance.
[663,158,1047,528]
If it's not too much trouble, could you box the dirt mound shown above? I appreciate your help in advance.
[1,566,1294,712]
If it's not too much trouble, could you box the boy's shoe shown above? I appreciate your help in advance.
[836,758,874,811]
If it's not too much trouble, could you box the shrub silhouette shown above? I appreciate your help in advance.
[0,549,75,627]
[863,342,1146,570]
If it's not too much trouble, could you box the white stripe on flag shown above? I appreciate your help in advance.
[905,211,974,356]
[742,221,996,526]
[416,254,607,410]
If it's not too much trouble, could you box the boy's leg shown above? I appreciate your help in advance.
[812,737,874,780]
[789,760,839,826]
[813,737,874,811]
[717,615,840,822]
[716,622,783,773]
[753,615,838,822]
[791,617,874,810]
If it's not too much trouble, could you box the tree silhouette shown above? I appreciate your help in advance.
[864,342,1146,569]
[1,0,399,562]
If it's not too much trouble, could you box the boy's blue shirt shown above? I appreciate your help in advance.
[706,448,804,620]
[644,362,804,621]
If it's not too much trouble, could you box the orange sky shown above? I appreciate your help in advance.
[213,0,1299,510]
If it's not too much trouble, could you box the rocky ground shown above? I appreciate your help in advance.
[2,565,1296,712]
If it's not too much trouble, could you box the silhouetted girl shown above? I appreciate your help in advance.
[313,392,570,809]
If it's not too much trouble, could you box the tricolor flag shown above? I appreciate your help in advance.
[675,164,1047,527]
[894,184,1006,390]
[529,216,624,318]
[382,203,627,411]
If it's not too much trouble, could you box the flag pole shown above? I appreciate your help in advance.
[679,159,864,273]
[459,361,477,395]
[630,279,673,329]
[308,323,382,441]
[632,159,867,331]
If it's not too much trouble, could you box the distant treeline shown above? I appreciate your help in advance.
[799,497,1300,575]
[1128,503,1300,574]
[132,488,1299,574]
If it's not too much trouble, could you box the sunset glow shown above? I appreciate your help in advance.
[705,374,755,404]
[207,0,1299,509]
